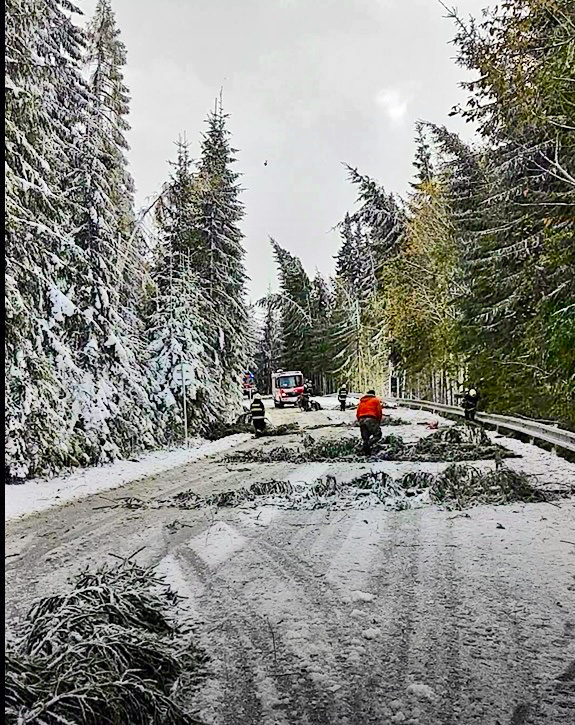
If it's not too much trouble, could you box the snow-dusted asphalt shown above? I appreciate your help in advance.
[5,405,575,724]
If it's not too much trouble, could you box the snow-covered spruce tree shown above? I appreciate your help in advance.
[343,164,405,280]
[335,213,375,299]
[335,214,360,288]
[411,120,435,189]
[309,272,335,392]
[329,166,399,393]
[445,0,575,423]
[147,139,223,438]
[190,102,249,417]
[64,0,160,464]
[269,238,314,374]
[244,301,260,386]
[254,290,283,394]
[5,0,90,478]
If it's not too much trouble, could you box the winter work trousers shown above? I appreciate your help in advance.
[253,419,266,437]
[339,399,346,411]
[358,416,382,454]
[464,407,477,422]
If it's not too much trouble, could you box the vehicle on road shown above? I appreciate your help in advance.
[272,370,304,408]
[242,371,256,398]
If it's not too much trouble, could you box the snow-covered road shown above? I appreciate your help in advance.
[5,406,575,724]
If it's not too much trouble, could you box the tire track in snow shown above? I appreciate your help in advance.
[308,507,421,723]
[177,511,398,724]
[172,541,347,724]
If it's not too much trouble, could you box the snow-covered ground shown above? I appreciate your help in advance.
[485,430,575,488]
[4,434,251,522]
[7,403,573,523]
[5,404,575,724]
[312,392,397,411]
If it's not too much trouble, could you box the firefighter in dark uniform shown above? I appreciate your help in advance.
[463,387,480,421]
[250,393,266,436]
[338,384,348,411]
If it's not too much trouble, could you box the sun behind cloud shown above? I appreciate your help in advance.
[374,88,408,125]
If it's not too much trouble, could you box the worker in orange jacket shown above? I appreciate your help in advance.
[356,389,383,454]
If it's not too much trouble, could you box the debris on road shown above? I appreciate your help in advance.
[410,424,513,461]
[5,406,574,725]
[430,465,549,508]
[205,421,300,440]
[5,561,206,725]
[225,424,516,464]
[106,464,559,513]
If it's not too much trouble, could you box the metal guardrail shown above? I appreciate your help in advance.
[396,398,575,455]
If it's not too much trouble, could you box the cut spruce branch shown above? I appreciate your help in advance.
[5,561,207,725]
[204,421,300,441]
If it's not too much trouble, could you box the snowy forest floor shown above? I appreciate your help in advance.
[5,405,575,724]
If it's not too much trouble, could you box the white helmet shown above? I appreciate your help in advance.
[253,393,262,400]
[469,389,477,397]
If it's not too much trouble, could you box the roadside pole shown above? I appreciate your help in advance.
[174,362,194,449]
[181,370,188,448]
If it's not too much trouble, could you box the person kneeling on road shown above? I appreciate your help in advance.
[356,389,383,455]
[250,393,266,437]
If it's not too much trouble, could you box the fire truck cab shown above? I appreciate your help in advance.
[271,370,304,408]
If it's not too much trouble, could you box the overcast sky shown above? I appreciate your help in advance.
[81,0,488,302]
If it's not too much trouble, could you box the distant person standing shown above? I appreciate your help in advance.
[338,384,348,411]
[356,388,383,455]
[463,388,480,421]
[250,393,266,436]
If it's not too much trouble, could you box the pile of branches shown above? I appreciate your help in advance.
[224,445,307,464]
[206,479,295,507]
[408,425,514,462]
[204,421,253,440]
[225,425,514,465]
[109,480,298,512]
[430,464,548,509]
[225,434,362,464]
[5,561,206,725]
[201,464,552,512]
[343,465,549,510]
[266,423,301,436]
[106,464,555,514]
[204,421,300,441]
[302,417,406,432]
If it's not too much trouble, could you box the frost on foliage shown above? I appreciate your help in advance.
[49,285,76,323]
[5,0,90,479]
[4,2,250,479]
[4,0,164,479]
[147,127,248,441]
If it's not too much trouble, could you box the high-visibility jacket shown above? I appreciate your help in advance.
[356,394,382,422]
[250,399,265,420]
[338,387,348,400]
